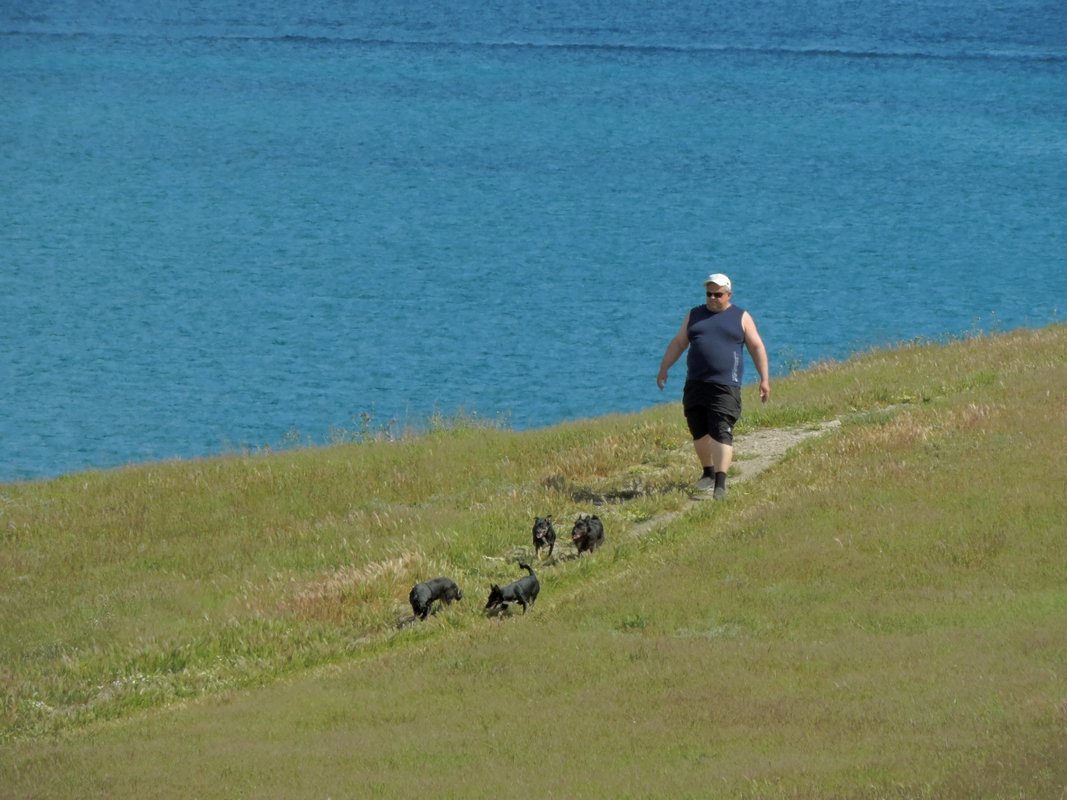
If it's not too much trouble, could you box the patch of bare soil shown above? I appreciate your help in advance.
[629,419,841,538]
[728,419,841,486]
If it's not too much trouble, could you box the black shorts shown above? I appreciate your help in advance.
[683,381,741,445]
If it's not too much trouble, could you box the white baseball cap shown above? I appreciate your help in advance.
[703,272,732,290]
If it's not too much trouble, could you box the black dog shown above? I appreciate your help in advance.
[532,515,557,558]
[484,563,540,614]
[409,577,463,620]
[571,513,605,554]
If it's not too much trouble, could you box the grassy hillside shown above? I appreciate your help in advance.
[2,325,1066,798]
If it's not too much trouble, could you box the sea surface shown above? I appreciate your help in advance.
[2,1,1065,482]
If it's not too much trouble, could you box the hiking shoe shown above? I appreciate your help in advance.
[713,486,727,501]
[694,476,715,492]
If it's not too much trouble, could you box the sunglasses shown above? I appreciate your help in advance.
[706,291,727,298]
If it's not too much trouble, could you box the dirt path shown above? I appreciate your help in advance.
[408,418,844,624]
[629,418,841,538]
[724,418,841,486]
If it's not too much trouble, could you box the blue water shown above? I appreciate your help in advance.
[2,1,1065,482]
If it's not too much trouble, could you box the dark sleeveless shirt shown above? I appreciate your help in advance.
[685,304,745,386]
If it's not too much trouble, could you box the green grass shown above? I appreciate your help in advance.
[2,324,1066,798]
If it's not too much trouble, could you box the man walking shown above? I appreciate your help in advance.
[656,273,770,499]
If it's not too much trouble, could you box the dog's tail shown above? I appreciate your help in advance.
[518,562,535,576]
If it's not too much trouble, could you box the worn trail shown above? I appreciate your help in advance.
[629,419,841,538]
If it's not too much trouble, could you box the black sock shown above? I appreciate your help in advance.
[714,471,727,490]
[702,466,714,478]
